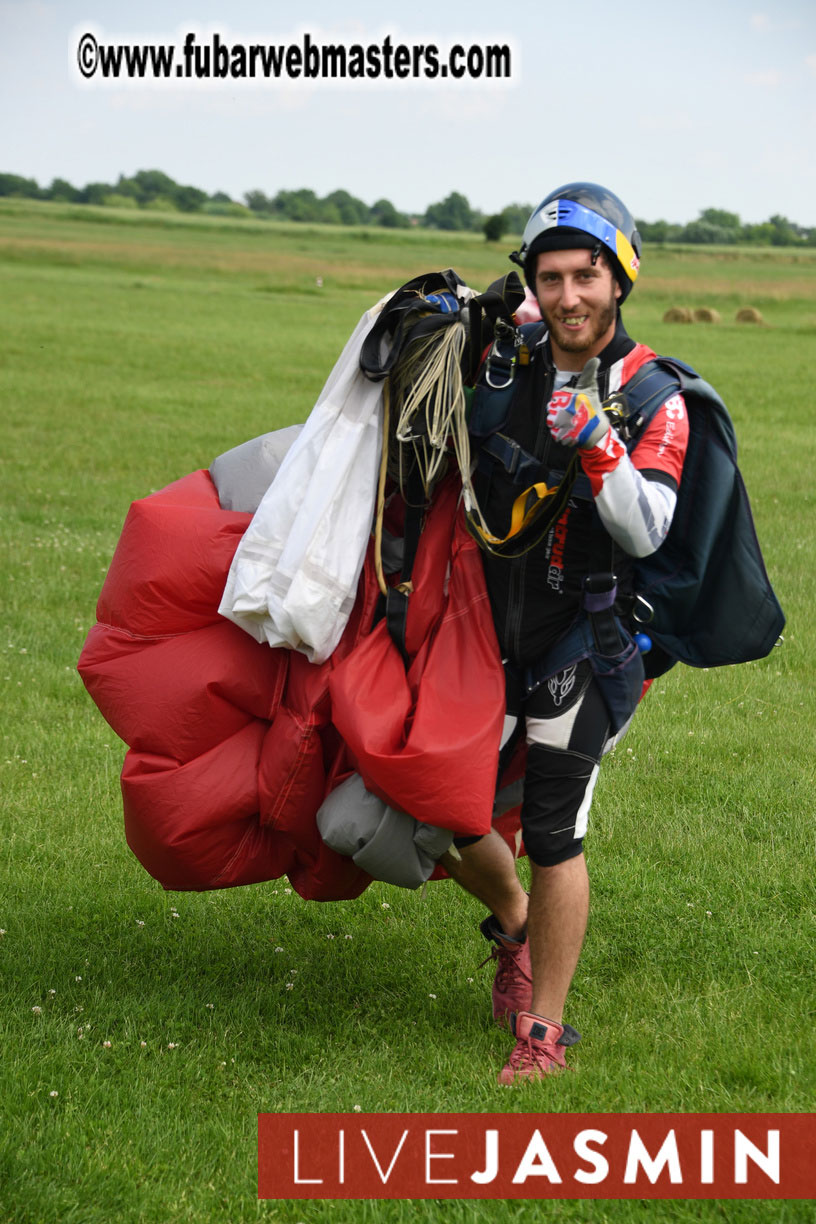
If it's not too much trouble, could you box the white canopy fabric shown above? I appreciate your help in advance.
[218,303,385,663]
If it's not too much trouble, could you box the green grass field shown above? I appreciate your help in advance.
[1,199,814,1223]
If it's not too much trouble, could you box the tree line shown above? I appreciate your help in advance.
[1,171,813,246]
[637,207,813,248]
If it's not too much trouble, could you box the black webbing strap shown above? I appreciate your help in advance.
[476,435,594,503]
[465,272,526,384]
[360,269,466,383]
[385,466,426,666]
[583,573,624,655]
[609,359,684,442]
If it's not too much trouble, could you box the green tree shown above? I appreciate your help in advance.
[113,174,140,201]
[319,202,343,226]
[423,191,475,232]
[47,177,79,202]
[742,221,775,245]
[272,189,322,222]
[134,170,179,202]
[103,193,139,209]
[637,218,682,244]
[245,189,273,213]
[369,198,408,228]
[502,202,535,236]
[767,214,801,246]
[483,211,508,242]
[324,189,368,225]
[173,184,208,212]
[679,219,738,244]
[78,181,114,205]
[0,173,41,197]
[698,207,742,232]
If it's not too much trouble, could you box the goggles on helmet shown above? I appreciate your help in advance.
[524,198,640,287]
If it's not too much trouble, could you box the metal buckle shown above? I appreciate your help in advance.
[484,321,521,390]
[632,595,655,625]
[484,342,517,390]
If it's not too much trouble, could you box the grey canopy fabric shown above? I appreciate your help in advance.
[316,773,453,890]
[209,425,303,514]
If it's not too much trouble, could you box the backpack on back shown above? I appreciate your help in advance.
[622,357,785,671]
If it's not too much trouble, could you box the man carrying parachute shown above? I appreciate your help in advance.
[79,182,783,1085]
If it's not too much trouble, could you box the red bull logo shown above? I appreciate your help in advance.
[570,393,591,438]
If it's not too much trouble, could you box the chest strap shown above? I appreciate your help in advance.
[477,434,594,501]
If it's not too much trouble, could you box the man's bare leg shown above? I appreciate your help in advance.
[440,829,528,940]
[527,852,589,1023]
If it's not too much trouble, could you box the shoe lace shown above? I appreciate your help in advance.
[478,943,527,992]
[509,1033,561,1073]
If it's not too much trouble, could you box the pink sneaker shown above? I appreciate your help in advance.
[497,1011,580,1084]
[479,915,532,1025]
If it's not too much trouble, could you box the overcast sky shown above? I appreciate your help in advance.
[2,0,815,225]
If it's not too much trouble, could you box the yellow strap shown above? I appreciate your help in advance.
[470,480,558,546]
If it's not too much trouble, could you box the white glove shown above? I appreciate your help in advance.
[546,357,610,449]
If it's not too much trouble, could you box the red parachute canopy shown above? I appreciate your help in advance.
[79,470,517,899]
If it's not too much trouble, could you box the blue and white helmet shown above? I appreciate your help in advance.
[512,182,642,302]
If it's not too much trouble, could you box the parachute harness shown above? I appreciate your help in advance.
[368,274,587,600]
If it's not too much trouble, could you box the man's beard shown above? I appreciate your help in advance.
[541,290,618,354]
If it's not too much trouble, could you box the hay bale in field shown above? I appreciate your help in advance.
[735,306,765,324]
[693,307,721,324]
[662,306,694,323]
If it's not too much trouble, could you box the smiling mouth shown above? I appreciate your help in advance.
[560,315,588,327]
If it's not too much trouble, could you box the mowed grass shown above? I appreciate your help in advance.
[0,200,814,1224]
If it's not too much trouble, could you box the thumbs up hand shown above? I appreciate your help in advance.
[546,357,610,449]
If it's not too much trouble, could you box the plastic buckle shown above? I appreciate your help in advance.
[501,437,522,476]
[583,572,618,608]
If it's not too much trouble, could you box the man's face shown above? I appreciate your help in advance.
[534,248,622,369]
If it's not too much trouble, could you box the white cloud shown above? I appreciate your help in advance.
[744,69,782,87]
[107,83,313,116]
[415,90,509,124]
[748,11,803,34]
[637,111,695,134]
[0,0,57,75]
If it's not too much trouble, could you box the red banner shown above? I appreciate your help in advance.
[258,1113,815,1200]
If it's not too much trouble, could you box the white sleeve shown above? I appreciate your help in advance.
[594,455,677,558]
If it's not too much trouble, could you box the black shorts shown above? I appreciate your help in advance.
[455,659,614,866]
[506,659,610,866]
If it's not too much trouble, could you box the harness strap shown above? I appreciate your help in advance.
[360,269,467,383]
[476,435,593,501]
[610,358,684,443]
[384,465,426,666]
[466,453,581,553]
[477,434,541,484]
[583,573,624,655]
[465,273,526,383]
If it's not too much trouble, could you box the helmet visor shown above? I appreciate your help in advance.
[525,198,640,286]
